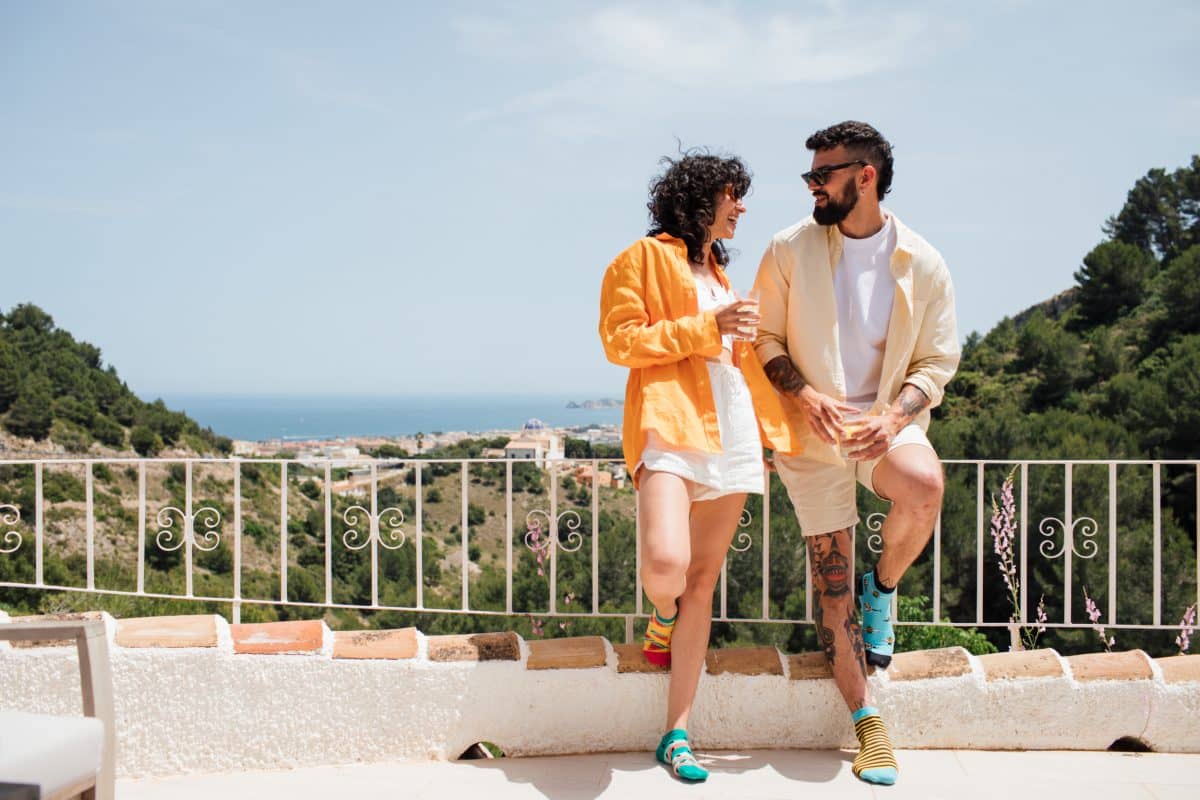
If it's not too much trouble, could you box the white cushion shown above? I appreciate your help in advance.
[0,710,103,794]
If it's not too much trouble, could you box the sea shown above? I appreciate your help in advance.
[151,393,625,442]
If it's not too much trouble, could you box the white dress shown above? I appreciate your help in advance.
[636,278,765,500]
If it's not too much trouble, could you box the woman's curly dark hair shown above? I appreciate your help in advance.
[646,150,751,266]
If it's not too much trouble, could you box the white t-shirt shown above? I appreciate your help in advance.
[695,277,737,353]
[833,214,897,403]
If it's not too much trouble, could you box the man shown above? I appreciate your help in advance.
[754,121,960,786]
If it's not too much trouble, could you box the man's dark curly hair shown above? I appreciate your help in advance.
[646,150,751,266]
[806,121,894,200]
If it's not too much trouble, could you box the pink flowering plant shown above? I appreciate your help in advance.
[1082,585,1115,652]
[1178,604,1196,655]
[526,517,549,577]
[990,470,1047,650]
[525,517,573,637]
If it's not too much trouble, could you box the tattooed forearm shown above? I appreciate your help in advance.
[764,355,807,396]
[893,383,930,422]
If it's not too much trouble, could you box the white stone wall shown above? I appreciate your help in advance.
[1,617,1197,778]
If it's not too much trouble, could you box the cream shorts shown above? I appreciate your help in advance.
[637,361,764,502]
[774,423,933,535]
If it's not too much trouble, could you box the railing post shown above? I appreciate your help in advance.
[762,479,770,621]
[976,462,984,625]
[185,460,194,598]
[549,461,558,615]
[279,461,288,604]
[35,462,44,586]
[233,458,242,625]
[1019,462,1028,625]
[371,462,380,608]
[505,459,512,615]
[137,460,146,595]
[1153,463,1161,627]
[415,462,424,610]
[1064,463,1073,625]
[1108,463,1117,625]
[460,462,469,612]
[324,462,332,607]
[591,458,599,616]
[635,490,643,617]
[85,462,95,591]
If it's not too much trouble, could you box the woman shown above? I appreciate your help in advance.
[598,151,800,783]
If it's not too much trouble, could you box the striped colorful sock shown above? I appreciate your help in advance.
[851,706,898,785]
[655,729,708,782]
[643,609,676,666]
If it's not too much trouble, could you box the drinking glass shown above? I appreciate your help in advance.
[734,288,760,341]
[839,413,871,459]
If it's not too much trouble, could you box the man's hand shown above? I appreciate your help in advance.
[795,386,860,446]
[842,413,904,461]
[844,383,930,460]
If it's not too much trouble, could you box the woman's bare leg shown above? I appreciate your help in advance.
[637,469,694,618]
[666,492,746,731]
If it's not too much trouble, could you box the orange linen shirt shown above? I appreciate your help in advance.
[599,234,802,487]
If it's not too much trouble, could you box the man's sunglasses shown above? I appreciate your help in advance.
[802,159,867,186]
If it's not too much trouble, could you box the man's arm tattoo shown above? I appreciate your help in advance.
[896,383,930,421]
[764,355,807,396]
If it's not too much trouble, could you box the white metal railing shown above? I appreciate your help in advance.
[0,457,1197,641]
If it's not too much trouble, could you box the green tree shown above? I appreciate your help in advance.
[91,415,125,448]
[0,341,19,413]
[1071,241,1156,327]
[130,425,162,456]
[1105,154,1200,262]
[1158,245,1200,335]
[5,373,53,440]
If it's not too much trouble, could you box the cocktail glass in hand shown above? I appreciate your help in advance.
[734,288,760,341]
[839,413,872,459]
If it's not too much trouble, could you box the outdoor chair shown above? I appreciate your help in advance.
[0,620,115,800]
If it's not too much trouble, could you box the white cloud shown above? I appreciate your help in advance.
[457,2,968,128]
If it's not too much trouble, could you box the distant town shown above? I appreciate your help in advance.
[231,419,623,463]
[231,418,628,495]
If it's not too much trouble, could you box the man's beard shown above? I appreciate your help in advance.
[812,180,858,226]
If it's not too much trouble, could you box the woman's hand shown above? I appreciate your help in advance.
[713,300,760,338]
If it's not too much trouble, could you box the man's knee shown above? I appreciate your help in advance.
[895,462,943,519]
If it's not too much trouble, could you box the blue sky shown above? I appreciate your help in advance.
[2,1,1197,396]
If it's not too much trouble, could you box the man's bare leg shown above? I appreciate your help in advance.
[809,527,899,785]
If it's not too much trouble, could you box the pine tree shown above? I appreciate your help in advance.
[5,373,54,440]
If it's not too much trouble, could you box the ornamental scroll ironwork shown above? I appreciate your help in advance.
[729,508,754,553]
[524,509,584,555]
[865,512,887,554]
[155,506,222,552]
[0,504,21,554]
[342,505,407,550]
[1038,515,1100,559]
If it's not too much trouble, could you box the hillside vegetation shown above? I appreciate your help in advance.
[0,303,232,456]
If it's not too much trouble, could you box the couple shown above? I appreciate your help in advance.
[598,121,960,786]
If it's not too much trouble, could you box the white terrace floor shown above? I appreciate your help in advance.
[118,749,1200,800]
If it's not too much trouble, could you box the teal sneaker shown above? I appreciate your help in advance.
[860,571,895,669]
[655,729,709,782]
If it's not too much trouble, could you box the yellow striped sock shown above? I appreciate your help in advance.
[642,610,675,663]
[852,711,898,785]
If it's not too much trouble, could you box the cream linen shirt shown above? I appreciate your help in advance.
[753,211,960,465]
